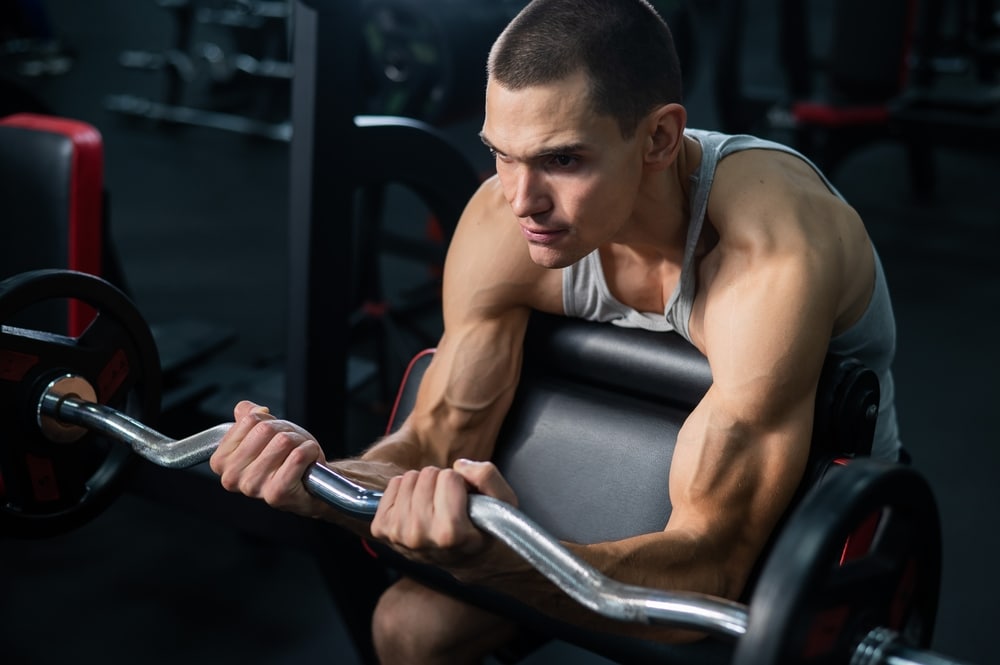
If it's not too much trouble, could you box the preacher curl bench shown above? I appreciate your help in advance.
[0,269,958,665]
[368,311,939,665]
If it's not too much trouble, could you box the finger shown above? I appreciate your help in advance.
[432,469,481,550]
[236,428,311,497]
[405,467,442,545]
[453,459,518,507]
[216,419,299,491]
[210,408,275,473]
[391,469,428,546]
[233,400,269,421]
[258,439,324,510]
[371,472,411,541]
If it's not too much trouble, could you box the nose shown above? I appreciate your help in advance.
[504,164,550,219]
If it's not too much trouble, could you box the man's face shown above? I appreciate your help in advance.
[481,70,645,269]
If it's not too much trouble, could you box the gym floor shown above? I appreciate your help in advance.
[2,2,998,664]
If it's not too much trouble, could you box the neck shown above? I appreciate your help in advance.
[615,135,699,264]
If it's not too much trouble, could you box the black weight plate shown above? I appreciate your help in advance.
[733,459,942,665]
[0,269,161,538]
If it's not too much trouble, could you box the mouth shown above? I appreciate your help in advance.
[519,224,568,245]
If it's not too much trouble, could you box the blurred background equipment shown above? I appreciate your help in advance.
[359,0,697,124]
[713,0,999,196]
[102,0,698,137]
[105,0,294,140]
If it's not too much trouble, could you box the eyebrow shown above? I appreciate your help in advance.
[479,132,589,161]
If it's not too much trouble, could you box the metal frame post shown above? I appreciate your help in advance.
[287,0,363,456]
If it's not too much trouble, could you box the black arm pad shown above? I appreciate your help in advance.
[387,312,878,544]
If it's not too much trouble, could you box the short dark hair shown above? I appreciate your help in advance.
[487,0,683,138]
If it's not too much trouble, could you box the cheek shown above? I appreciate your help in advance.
[572,177,631,223]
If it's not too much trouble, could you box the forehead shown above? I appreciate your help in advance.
[482,71,622,157]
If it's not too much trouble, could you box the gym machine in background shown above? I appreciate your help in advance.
[103,0,697,138]
[713,0,1000,197]
[891,0,1000,154]
[105,0,295,140]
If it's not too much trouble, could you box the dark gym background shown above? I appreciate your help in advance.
[2,1,998,664]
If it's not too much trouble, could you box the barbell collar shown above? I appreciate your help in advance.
[36,374,98,443]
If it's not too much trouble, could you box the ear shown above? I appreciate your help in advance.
[642,103,686,171]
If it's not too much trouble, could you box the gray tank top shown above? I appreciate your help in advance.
[562,129,901,460]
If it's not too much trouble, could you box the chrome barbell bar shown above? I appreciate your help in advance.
[36,375,973,665]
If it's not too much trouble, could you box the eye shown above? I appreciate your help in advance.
[547,154,578,169]
[489,148,514,165]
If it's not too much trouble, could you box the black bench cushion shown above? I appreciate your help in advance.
[387,312,877,545]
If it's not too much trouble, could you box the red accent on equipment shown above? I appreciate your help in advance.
[0,114,105,336]
[384,348,436,434]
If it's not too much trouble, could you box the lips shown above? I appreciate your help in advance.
[520,224,567,245]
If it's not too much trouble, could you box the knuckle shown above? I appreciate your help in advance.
[237,475,262,498]
[260,483,289,508]
[269,430,297,452]
[441,468,464,487]
[431,521,459,548]
[249,419,278,438]
[219,471,240,493]
[287,440,319,466]
[401,521,427,549]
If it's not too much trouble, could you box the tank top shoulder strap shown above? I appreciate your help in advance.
[562,129,842,342]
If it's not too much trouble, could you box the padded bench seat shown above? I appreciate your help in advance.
[369,311,880,664]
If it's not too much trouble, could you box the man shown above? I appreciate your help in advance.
[210,0,901,662]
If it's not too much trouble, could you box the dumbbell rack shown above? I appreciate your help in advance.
[105,0,294,141]
[890,0,1000,154]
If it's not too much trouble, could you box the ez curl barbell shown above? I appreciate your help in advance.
[0,270,973,665]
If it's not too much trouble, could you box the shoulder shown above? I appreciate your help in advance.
[708,147,861,248]
[690,147,868,362]
[700,146,868,293]
[444,176,563,317]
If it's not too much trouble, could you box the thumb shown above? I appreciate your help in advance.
[453,459,518,507]
[233,400,272,421]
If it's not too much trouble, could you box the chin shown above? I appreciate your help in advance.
[527,245,584,270]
